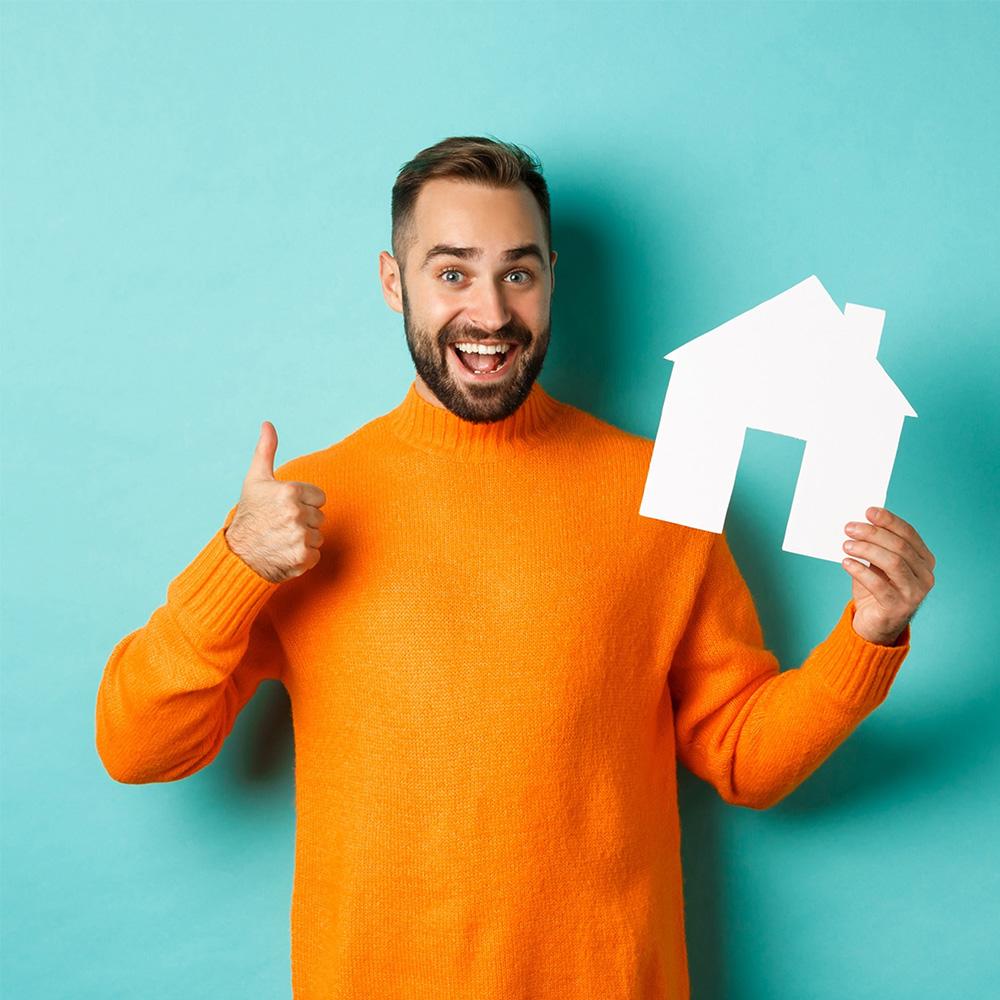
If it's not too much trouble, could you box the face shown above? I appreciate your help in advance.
[379,178,557,423]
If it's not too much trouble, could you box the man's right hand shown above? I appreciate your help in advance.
[224,421,327,584]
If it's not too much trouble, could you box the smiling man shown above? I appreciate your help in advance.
[96,136,935,1000]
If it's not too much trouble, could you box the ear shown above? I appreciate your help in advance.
[378,251,403,314]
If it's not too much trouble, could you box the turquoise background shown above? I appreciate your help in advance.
[2,1,997,997]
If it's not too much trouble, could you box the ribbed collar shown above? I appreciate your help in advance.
[386,378,564,462]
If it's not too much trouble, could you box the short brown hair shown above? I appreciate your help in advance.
[391,135,552,275]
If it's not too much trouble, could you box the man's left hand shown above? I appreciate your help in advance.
[842,507,936,645]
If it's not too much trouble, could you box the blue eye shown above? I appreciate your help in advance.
[439,269,533,284]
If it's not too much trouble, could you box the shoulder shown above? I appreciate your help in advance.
[556,396,655,464]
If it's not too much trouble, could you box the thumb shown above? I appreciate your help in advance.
[245,420,278,482]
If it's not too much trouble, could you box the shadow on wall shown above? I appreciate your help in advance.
[542,187,690,427]
[678,349,996,998]
[204,680,294,792]
[541,211,623,415]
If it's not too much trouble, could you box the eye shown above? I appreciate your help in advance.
[437,268,534,285]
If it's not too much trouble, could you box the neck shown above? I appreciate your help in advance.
[386,377,564,463]
[413,374,447,409]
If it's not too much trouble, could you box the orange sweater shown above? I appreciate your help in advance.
[96,379,910,999]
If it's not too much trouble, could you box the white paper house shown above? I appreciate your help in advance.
[639,275,917,563]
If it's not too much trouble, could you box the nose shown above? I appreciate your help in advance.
[465,277,512,334]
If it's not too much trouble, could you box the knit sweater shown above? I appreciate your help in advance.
[95,378,911,999]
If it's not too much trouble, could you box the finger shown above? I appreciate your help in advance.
[842,557,898,609]
[246,421,277,482]
[842,537,920,598]
[846,522,929,584]
[291,482,327,509]
[867,507,935,571]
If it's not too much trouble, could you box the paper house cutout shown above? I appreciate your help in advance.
[638,275,917,562]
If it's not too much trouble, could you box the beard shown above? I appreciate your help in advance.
[400,280,550,424]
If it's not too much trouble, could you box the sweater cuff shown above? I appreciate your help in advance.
[807,599,911,711]
[166,507,280,640]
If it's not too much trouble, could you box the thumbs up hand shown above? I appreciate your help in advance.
[224,421,327,583]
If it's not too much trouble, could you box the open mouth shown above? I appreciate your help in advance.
[448,342,520,380]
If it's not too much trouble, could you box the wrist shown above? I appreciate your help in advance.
[851,614,904,647]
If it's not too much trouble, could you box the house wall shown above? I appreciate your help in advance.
[783,414,907,561]
[640,370,748,531]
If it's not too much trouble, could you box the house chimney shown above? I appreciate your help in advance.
[843,302,885,358]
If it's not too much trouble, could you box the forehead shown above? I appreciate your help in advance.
[411,178,545,250]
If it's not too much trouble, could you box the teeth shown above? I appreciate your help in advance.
[454,342,511,355]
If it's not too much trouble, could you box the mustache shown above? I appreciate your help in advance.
[442,328,530,346]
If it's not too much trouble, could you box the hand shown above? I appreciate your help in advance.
[224,421,327,584]
[842,507,935,645]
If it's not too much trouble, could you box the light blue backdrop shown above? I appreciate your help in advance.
[2,2,997,997]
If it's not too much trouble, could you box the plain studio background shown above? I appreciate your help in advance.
[2,2,997,997]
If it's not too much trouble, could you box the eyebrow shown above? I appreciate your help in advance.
[420,242,546,270]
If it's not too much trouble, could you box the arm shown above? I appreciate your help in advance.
[95,504,286,784]
[668,530,910,810]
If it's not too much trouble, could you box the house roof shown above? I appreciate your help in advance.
[664,275,917,417]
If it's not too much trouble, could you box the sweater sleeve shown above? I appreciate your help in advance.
[95,503,286,784]
[668,530,910,810]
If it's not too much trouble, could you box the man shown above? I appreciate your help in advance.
[96,136,935,999]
